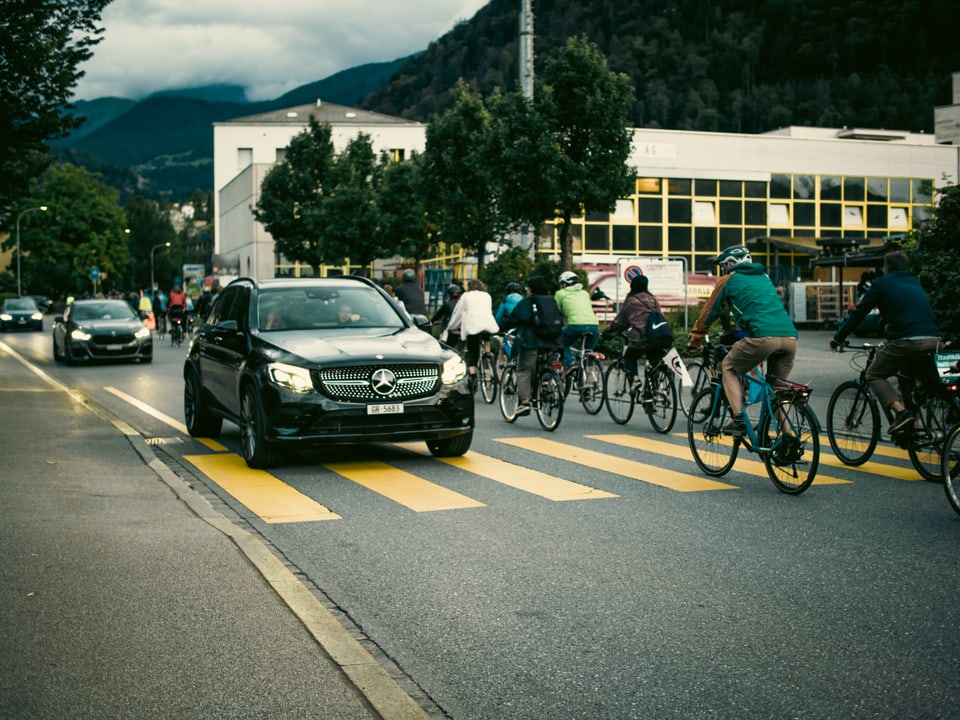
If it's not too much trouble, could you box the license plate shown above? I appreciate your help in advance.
[106,344,124,351]
[367,403,403,415]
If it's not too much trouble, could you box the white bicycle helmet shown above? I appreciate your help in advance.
[558,270,579,287]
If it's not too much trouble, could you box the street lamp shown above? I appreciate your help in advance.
[150,242,171,293]
[15,206,48,297]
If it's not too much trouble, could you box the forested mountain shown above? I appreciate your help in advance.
[363,0,959,133]
[56,0,960,202]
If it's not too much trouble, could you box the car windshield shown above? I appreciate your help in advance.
[70,301,137,322]
[5,299,37,311]
[257,286,404,332]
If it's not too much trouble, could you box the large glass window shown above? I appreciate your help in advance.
[820,176,842,200]
[844,177,865,201]
[695,179,717,196]
[636,178,661,194]
[890,178,911,203]
[744,181,766,198]
[794,202,816,227]
[820,204,842,227]
[667,178,691,195]
[719,180,742,197]
[668,198,691,223]
[638,197,663,222]
[694,227,717,253]
[770,174,791,199]
[639,226,662,251]
[668,226,691,252]
[867,205,887,229]
[867,178,887,201]
[584,224,608,252]
[719,227,743,248]
[793,175,815,199]
[744,201,766,225]
[913,180,933,203]
[612,225,636,252]
[719,200,741,225]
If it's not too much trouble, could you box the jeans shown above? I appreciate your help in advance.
[561,325,598,367]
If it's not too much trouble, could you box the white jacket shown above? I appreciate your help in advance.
[446,289,499,337]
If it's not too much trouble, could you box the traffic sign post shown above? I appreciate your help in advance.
[90,266,100,295]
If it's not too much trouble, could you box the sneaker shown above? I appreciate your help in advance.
[516,402,532,417]
[629,379,643,394]
[722,416,747,436]
[888,410,914,435]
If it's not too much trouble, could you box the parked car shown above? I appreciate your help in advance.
[52,299,153,365]
[1,297,44,331]
[183,276,474,468]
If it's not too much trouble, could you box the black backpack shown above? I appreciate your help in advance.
[645,310,674,349]
[531,297,564,339]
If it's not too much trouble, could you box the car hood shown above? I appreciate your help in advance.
[264,327,449,364]
[74,319,142,332]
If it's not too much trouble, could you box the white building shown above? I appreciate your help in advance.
[214,98,960,285]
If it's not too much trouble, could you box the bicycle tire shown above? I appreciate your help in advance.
[687,387,739,476]
[498,366,520,422]
[760,399,820,495]
[604,361,635,425]
[942,424,960,516]
[826,380,880,466]
[645,364,678,434]
[536,369,565,431]
[478,353,497,404]
[580,356,605,415]
[907,394,959,482]
[679,360,710,418]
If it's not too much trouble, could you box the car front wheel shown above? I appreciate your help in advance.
[240,384,282,469]
[427,430,473,457]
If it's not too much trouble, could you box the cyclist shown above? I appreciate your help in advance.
[433,284,462,345]
[445,279,500,387]
[601,274,670,393]
[829,250,942,436]
[693,246,798,436]
[495,281,524,360]
[394,268,428,316]
[500,275,563,416]
[555,270,599,374]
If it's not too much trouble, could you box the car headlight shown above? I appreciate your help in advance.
[135,326,150,339]
[31,312,43,320]
[441,354,467,384]
[0,314,11,321]
[71,328,92,341]
[267,362,314,393]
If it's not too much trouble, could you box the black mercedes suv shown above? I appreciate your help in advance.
[183,276,474,468]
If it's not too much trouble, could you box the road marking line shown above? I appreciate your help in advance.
[594,434,851,486]
[105,386,187,434]
[397,447,618,501]
[495,437,738,492]
[819,455,921,481]
[184,453,341,523]
[323,460,486,511]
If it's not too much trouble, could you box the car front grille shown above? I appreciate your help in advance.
[315,363,440,401]
[92,332,137,345]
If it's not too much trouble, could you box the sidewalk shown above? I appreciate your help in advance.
[0,342,426,720]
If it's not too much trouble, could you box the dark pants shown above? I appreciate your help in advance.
[865,337,941,411]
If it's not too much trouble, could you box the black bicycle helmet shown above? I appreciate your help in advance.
[506,282,522,295]
[401,268,416,283]
[446,284,462,298]
[715,245,752,273]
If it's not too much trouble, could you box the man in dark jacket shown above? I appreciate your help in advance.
[831,250,942,435]
[501,275,562,416]
[394,268,427,316]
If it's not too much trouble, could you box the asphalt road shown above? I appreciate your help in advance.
[2,327,958,719]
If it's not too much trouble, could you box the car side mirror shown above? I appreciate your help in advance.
[215,320,238,332]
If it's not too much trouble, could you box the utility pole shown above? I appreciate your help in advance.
[519,0,535,251]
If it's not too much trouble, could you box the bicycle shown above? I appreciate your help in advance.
[498,339,565,431]
[681,333,726,417]
[686,360,820,494]
[826,342,960,482]
[169,310,186,348]
[603,337,678,433]
[561,332,605,415]
[476,348,497,404]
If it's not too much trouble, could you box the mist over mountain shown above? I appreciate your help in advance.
[54,0,960,203]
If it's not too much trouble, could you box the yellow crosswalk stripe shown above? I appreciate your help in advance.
[416,450,619,501]
[819,455,922,481]
[594,434,851,486]
[322,460,485,512]
[184,454,341,523]
[495,437,738,492]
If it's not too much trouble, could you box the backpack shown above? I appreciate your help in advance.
[645,310,674,349]
[531,298,564,339]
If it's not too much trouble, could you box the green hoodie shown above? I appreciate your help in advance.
[705,262,796,338]
[554,285,598,325]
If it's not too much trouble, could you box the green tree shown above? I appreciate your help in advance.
[480,246,534,306]
[0,0,109,212]
[908,183,960,338]
[124,196,177,291]
[496,36,635,271]
[378,153,436,276]
[254,117,337,275]
[422,82,503,275]
[324,133,385,272]
[2,163,129,297]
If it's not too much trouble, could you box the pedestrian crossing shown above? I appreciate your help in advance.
[182,431,924,524]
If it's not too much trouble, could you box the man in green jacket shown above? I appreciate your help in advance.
[555,270,600,371]
[700,246,798,435]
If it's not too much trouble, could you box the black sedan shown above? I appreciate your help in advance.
[1,298,44,332]
[52,299,153,365]
[183,276,474,468]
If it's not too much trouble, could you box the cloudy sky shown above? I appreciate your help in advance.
[72,0,490,101]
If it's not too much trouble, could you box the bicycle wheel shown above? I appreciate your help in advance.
[580,356,605,415]
[498,366,519,422]
[495,347,509,383]
[907,395,958,482]
[942,424,960,516]
[478,353,497,404]
[536,369,565,431]
[826,381,880,466]
[687,387,739,476]
[679,360,710,417]
[645,364,678,434]
[760,399,820,495]
[604,361,635,424]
